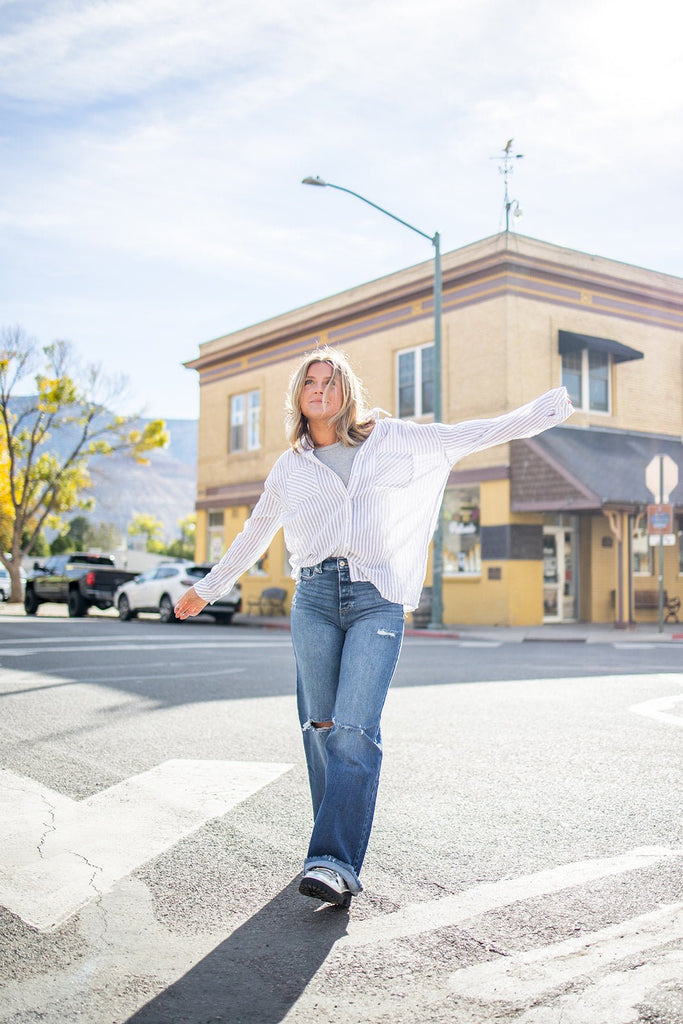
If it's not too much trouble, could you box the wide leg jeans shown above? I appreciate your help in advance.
[290,558,405,893]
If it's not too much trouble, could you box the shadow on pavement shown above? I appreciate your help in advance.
[125,878,349,1024]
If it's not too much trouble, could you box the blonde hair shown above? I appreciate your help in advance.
[286,347,375,449]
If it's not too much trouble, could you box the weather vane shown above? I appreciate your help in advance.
[491,138,524,232]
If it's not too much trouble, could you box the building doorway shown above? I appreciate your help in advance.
[543,526,578,622]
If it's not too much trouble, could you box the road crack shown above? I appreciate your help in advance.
[69,850,110,941]
[37,792,57,859]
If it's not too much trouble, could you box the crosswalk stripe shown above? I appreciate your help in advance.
[447,902,683,1003]
[511,950,683,1024]
[0,759,293,932]
[341,847,679,947]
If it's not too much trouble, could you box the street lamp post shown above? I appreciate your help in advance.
[302,175,444,629]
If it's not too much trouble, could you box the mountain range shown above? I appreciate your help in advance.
[88,418,198,542]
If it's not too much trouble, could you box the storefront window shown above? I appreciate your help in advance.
[207,510,225,563]
[443,486,481,575]
[632,513,654,575]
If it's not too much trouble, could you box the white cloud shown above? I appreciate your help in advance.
[0,0,681,418]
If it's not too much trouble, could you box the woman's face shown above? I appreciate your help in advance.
[300,362,343,422]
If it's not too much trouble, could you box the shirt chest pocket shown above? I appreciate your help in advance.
[367,451,414,489]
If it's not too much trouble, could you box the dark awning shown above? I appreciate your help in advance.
[511,427,683,512]
[558,330,644,364]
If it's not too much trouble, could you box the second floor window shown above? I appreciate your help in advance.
[229,390,261,452]
[397,343,434,418]
[562,349,610,413]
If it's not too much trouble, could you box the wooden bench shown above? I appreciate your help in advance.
[637,590,680,622]
[246,587,288,616]
[611,589,680,622]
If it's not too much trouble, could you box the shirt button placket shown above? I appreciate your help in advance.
[338,558,352,621]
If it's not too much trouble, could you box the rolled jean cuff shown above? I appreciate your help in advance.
[304,854,363,894]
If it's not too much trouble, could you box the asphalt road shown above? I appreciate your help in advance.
[0,614,681,1024]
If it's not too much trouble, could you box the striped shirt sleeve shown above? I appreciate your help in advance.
[436,387,574,464]
[193,473,285,603]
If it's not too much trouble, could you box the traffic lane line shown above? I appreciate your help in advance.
[0,634,291,645]
[0,667,245,697]
[0,640,292,654]
[447,902,683,1004]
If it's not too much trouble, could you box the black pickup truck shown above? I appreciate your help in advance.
[24,553,138,617]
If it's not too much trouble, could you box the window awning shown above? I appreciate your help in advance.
[558,330,644,364]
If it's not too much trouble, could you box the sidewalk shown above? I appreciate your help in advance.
[228,615,683,643]
[2,601,681,642]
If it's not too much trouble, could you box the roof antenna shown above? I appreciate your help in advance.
[491,138,524,232]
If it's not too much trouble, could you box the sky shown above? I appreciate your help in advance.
[1,0,681,422]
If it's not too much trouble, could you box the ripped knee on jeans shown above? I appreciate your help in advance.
[303,719,334,731]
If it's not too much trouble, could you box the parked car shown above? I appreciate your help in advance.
[24,553,137,617]
[0,565,26,602]
[114,563,241,624]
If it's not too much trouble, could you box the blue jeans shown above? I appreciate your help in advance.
[290,557,405,894]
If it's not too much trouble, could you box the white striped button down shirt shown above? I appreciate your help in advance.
[194,387,573,611]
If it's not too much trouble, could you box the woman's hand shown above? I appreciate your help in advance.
[174,586,208,620]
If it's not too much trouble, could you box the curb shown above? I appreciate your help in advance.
[1,604,681,642]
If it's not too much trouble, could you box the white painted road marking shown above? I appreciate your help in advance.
[0,643,290,659]
[512,951,683,1024]
[613,643,672,650]
[0,668,245,693]
[0,635,290,645]
[0,759,293,932]
[342,846,679,947]
[629,693,683,728]
[457,641,502,648]
[0,640,292,656]
[448,901,683,1003]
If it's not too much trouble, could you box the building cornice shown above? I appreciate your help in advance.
[186,234,683,385]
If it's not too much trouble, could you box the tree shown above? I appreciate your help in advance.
[164,513,196,561]
[0,326,169,601]
[50,513,91,553]
[84,521,124,552]
[128,512,165,553]
[49,514,124,555]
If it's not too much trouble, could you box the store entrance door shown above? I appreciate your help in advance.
[543,526,578,622]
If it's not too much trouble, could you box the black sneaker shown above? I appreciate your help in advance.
[299,865,352,907]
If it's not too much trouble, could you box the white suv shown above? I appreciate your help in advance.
[114,563,241,624]
[0,565,26,602]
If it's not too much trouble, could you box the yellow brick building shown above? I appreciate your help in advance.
[186,233,683,627]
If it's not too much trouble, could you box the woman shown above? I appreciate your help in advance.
[174,348,573,908]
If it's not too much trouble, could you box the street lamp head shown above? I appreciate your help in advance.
[302,175,328,186]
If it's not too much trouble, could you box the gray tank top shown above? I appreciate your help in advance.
[313,441,360,487]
